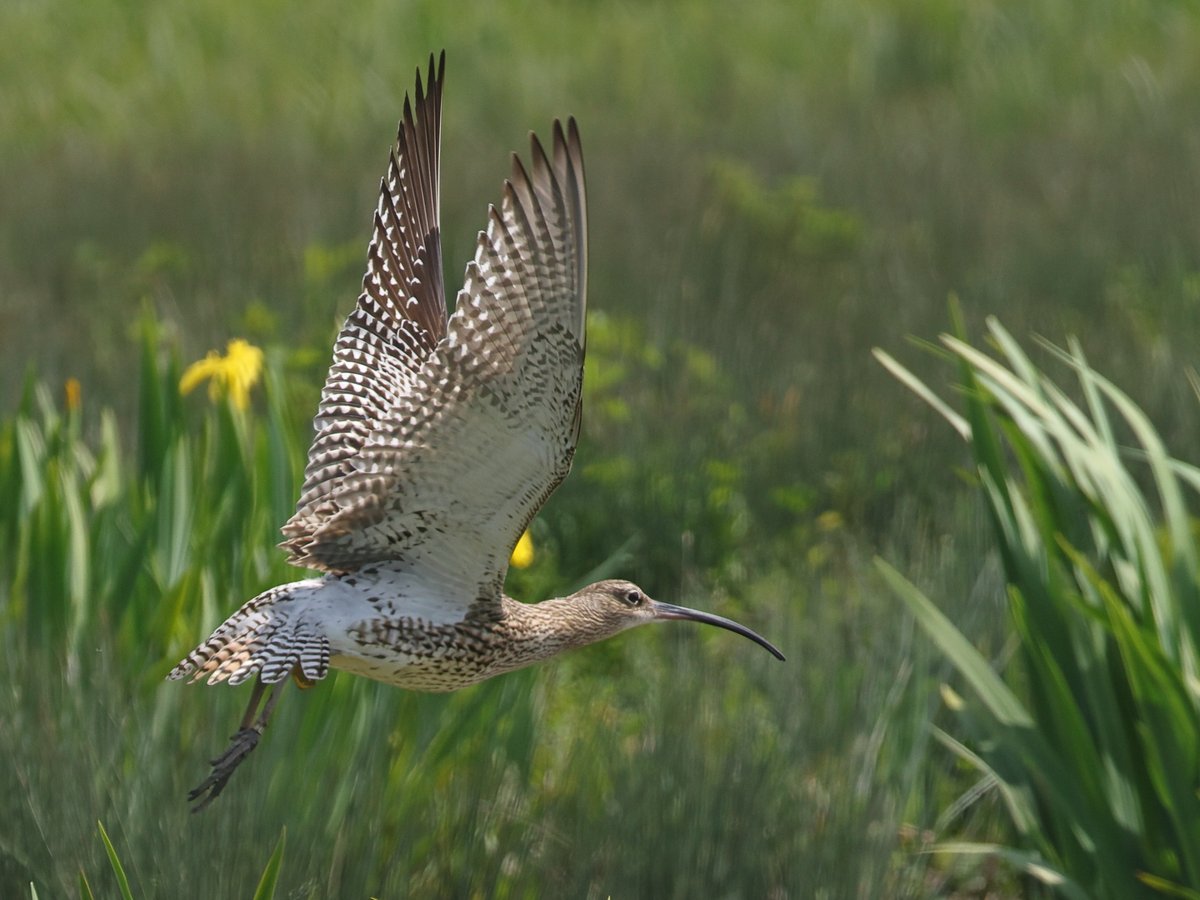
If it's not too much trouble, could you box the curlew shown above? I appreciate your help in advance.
[169,52,784,811]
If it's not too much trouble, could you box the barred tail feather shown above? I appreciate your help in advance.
[167,586,330,686]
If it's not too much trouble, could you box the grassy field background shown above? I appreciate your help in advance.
[4,0,1200,895]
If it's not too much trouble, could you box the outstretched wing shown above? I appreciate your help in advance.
[281,52,447,559]
[284,114,588,612]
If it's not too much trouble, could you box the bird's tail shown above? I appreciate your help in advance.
[167,584,330,686]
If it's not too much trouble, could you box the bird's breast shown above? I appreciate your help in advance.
[329,612,505,692]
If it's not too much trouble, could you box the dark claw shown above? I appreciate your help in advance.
[187,726,262,813]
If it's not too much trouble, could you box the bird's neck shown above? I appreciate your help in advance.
[499,594,584,640]
[486,594,607,674]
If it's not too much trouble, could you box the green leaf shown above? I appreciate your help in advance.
[97,821,134,900]
[1137,871,1200,900]
[871,348,970,439]
[251,827,287,900]
[875,558,1031,727]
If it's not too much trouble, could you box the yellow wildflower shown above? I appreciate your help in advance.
[64,377,81,412]
[510,530,534,568]
[180,339,264,411]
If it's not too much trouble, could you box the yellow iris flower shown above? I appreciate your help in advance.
[510,530,534,568]
[180,339,264,411]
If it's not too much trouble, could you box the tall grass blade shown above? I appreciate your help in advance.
[875,559,1030,727]
[97,821,134,900]
[251,828,286,900]
[872,349,970,439]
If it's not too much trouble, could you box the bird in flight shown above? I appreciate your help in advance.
[169,52,784,811]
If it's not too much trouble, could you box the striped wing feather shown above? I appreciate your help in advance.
[281,53,448,554]
[283,97,588,610]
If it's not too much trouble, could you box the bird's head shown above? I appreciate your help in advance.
[567,579,785,660]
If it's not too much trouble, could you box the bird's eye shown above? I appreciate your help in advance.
[624,589,643,606]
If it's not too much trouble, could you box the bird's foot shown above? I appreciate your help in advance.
[187,726,262,813]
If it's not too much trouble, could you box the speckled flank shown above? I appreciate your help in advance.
[333,595,582,692]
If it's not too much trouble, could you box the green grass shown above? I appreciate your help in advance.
[6,0,1200,895]
[0,320,944,896]
[879,317,1200,897]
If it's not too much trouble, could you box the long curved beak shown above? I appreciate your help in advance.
[651,601,786,661]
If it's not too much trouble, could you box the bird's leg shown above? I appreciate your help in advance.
[188,678,287,813]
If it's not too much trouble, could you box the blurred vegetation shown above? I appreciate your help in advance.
[0,323,935,896]
[881,319,1200,897]
[3,0,1200,895]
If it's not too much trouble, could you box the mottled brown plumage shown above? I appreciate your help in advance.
[170,52,783,812]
